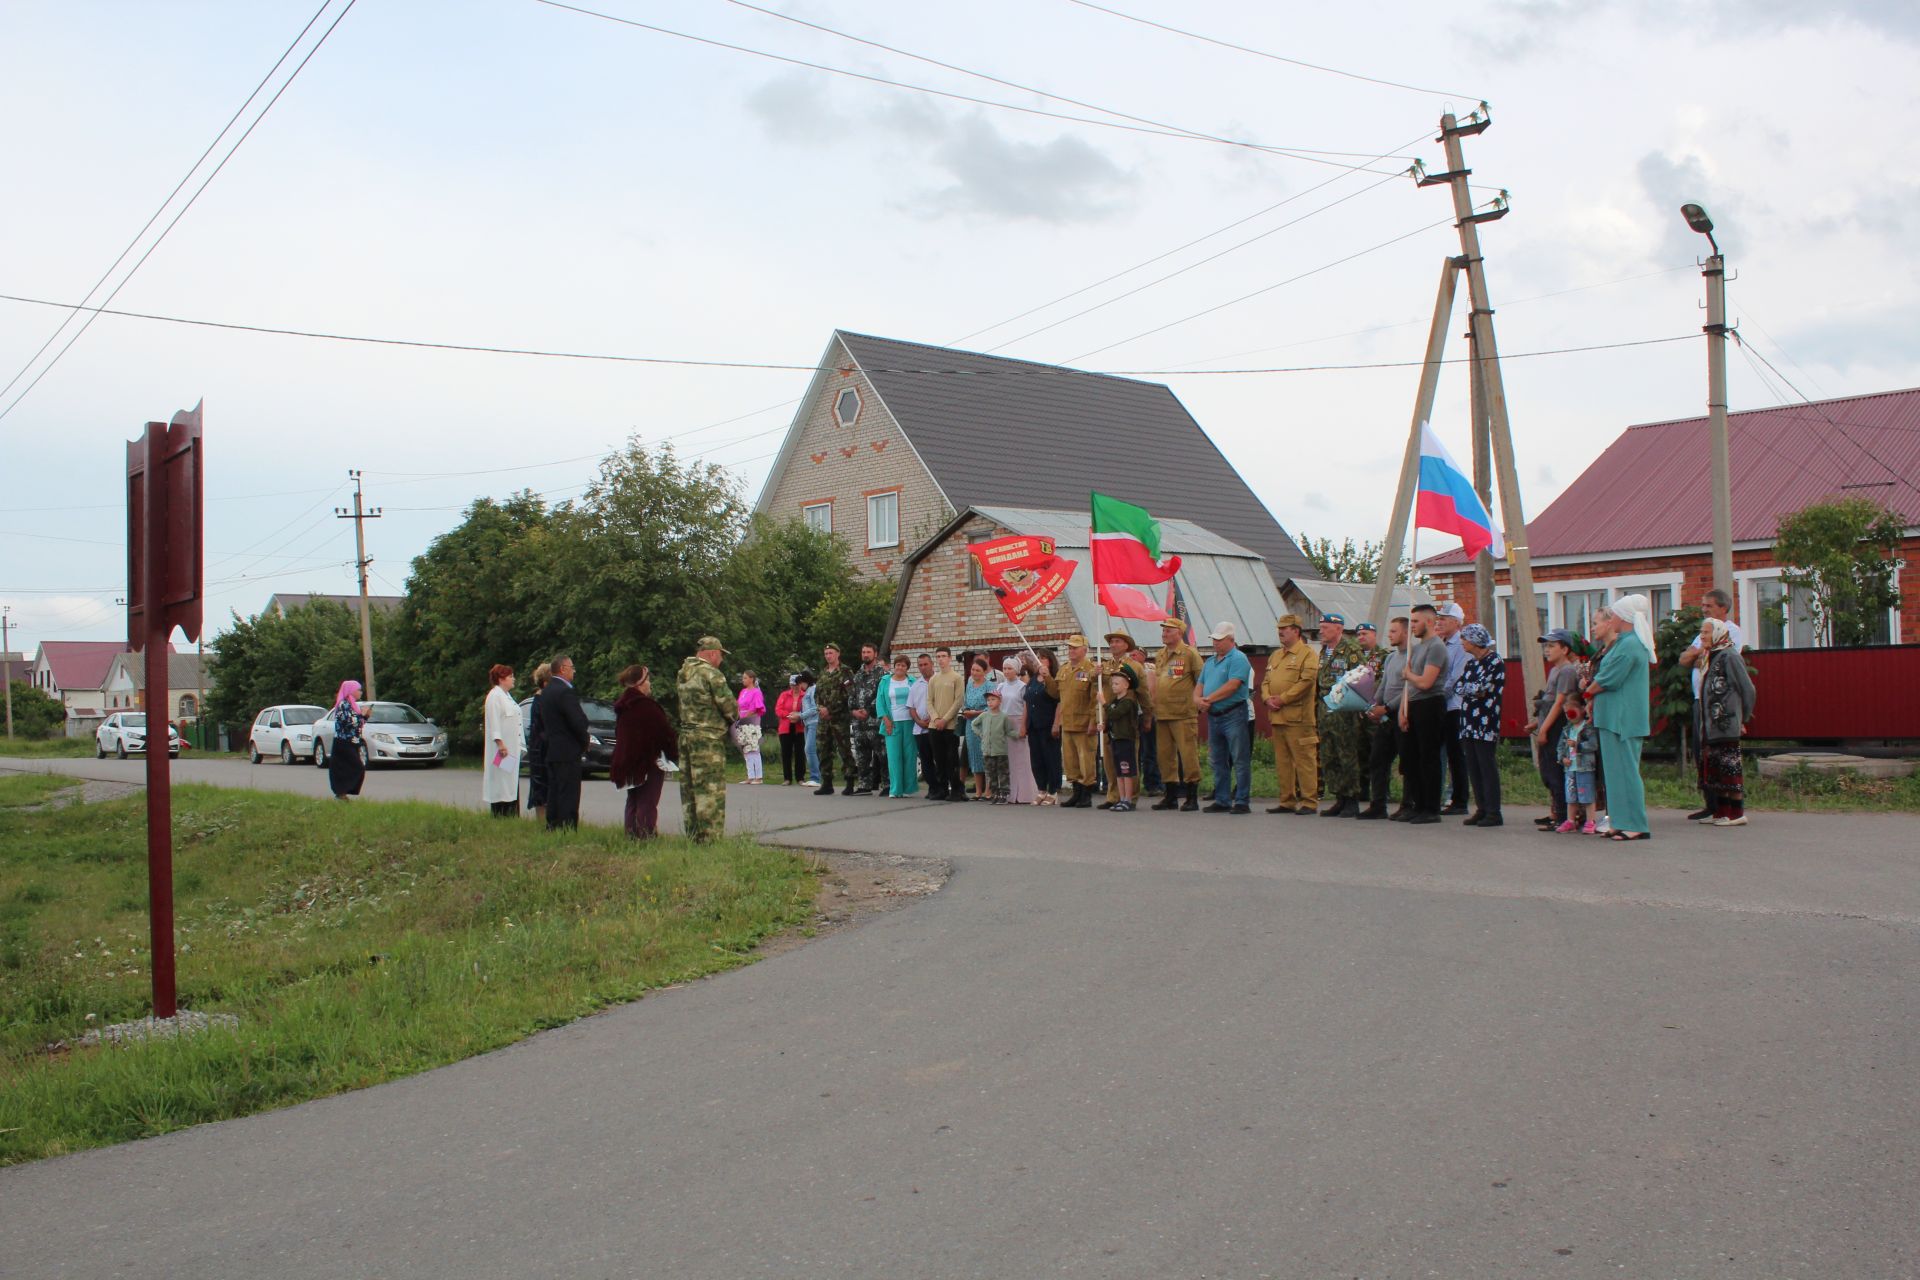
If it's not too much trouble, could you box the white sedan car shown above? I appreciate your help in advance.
[95,712,179,759]
[313,701,449,768]
[248,704,328,765]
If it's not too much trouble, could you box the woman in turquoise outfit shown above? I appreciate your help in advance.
[1586,595,1655,841]
[877,654,921,798]
[960,656,993,799]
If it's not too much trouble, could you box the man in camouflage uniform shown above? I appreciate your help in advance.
[1099,629,1151,809]
[1049,633,1101,808]
[1314,612,1369,816]
[1352,622,1385,812]
[849,642,886,795]
[813,643,856,796]
[676,635,736,843]
[1150,615,1204,811]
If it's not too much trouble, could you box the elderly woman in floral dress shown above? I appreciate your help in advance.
[1694,617,1757,827]
[1453,624,1506,827]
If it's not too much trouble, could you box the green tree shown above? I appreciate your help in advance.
[1295,532,1429,589]
[723,516,884,682]
[204,601,380,730]
[1652,604,1706,753]
[1772,498,1905,646]
[383,492,555,750]
[6,680,66,739]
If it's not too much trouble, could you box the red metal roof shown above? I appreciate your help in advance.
[36,640,175,692]
[1424,385,1920,567]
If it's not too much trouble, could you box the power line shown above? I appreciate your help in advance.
[985,166,1409,353]
[0,0,338,409]
[0,0,360,426]
[719,0,1418,164]
[532,0,1409,174]
[1733,334,1920,501]
[1064,0,1484,102]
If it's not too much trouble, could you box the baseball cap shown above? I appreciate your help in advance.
[1065,633,1089,648]
[1437,601,1466,621]
[698,635,729,654]
[1541,627,1579,647]
[1209,620,1237,641]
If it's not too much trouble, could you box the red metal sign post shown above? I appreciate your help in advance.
[126,402,204,1019]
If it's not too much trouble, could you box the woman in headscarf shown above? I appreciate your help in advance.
[1453,624,1506,826]
[610,664,677,838]
[998,656,1038,805]
[524,662,553,821]
[1694,617,1757,827]
[483,664,522,817]
[1584,594,1656,840]
[327,679,369,800]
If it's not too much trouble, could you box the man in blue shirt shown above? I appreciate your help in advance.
[1198,620,1254,814]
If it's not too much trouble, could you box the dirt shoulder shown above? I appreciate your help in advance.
[758,849,951,959]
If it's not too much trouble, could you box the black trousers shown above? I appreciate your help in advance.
[1464,738,1502,817]
[1442,709,1469,807]
[1031,730,1063,794]
[1141,727,1162,790]
[1537,726,1566,821]
[1403,698,1446,815]
[1368,715,1402,808]
[929,728,960,798]
[779,732,804,783]
[546,756,583,829]
[915,734,937,797]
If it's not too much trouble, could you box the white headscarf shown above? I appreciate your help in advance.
[1610,593,1658,663]
[1702,616,1734,650]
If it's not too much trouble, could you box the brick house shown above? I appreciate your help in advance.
[1422,386,1920,649]
[754,331,1315,586]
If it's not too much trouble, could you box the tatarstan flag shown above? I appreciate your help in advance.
[1090,491,1181,586]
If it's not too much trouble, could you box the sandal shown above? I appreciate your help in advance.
[1607,830,1651,842]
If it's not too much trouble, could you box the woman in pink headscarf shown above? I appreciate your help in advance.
[327,679,369,800]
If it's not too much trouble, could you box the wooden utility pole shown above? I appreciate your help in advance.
[2,605,15,738]
[1368,257,1464,634]
[335,470,381,701]
[1419,108,1547,705]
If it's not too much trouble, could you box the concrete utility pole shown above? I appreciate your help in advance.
[2,605,14,738]
[1418,107,1546,705]
[1683,203,1734,599]
[1468,326,1496,623]
[335,470,382,701]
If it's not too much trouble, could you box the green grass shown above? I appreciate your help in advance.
[0,775,75,808]
[0,738,93,759]
[0,784,818,1165]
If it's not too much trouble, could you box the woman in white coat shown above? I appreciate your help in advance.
[483,664,523,817]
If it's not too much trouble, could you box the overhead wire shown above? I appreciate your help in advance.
[1734,333,1920,501]
[532,0,1411,173]
[0,0,338,408]
[1062,0,1484,102]
[0,0,361,426]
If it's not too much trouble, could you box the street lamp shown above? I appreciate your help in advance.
[1682,202,1733,599]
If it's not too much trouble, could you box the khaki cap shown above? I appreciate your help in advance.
[1065,633,1089,648]
[1105,629,1135,648]
[1158,615,1184,630]
[697,635,729,654]
[1275,613,1304,631]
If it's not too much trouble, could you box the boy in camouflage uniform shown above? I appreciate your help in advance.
[1314,613,1369,816]
[849,642,886,795]
[812,644,856,796]
[676,635,736,843]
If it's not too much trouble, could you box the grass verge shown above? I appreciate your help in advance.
[0,783,817,1166]
[0,738,95,760]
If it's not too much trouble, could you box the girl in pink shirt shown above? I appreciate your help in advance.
[736,671,767,784]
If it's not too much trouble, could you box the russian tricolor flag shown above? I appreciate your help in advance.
[1415,422,1504,560]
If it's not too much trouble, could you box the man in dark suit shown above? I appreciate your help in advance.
[540,653,591,829]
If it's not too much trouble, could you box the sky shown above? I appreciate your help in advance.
[3,0,1917,657]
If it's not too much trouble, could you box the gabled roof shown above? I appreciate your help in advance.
[267,592,403,616]
[106,651,209,691]
[33,641,134,692]
[1279,577,1419,627]
[781,331,1314,581]
[1424,385,1920,567]
[891,505,1289,651]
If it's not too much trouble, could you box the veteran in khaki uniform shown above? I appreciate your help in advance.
[1313,612,1369,817]
[1259,613,1320,815]
[676,635,737,843]
[1099,629,1151,809]
[1048,633,1102,808]
[1150,616,1204,811]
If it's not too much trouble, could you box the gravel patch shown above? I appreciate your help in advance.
[77,1010,241,1049]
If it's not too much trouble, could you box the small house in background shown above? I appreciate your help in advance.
[265,592,403,618]
[754,330,1316,587]
[885,505,1294,731]
[102,650,210,723]
[1421,386,1920,649]
[1278,577,1419,631]
[25,640,174,737]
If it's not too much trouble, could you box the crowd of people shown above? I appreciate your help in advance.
[429,586,1755,841]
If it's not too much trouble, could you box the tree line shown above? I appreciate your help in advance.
[205,442,892,751]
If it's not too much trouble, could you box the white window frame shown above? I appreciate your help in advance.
[802,502,833,534]
[1492,570,1685,651]
[834,386,862,428]
[1736,565,1902,648]
[866,491,900,550]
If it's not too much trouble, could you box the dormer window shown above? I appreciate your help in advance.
[834,388,862,427]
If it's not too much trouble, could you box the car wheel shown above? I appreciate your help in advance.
[313,740,328,768]
[116,739,127,759]
[96,740,106,759]
[281,742,295,766]
[250,743,262,764]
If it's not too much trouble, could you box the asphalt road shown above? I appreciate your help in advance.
[4,757,1916,1278]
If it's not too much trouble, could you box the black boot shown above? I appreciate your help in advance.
[1180,785,1199,812]
[842,781,856,796]
[1151,784,1180,811]
[815,779,835,796]
[1320,797,1352,817]
[1356,803,1388,820]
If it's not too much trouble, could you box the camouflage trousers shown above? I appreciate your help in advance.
[820,719,856,787]
[1319,709,1367,801]
[678,731,728,843]
[851,720,884,792]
